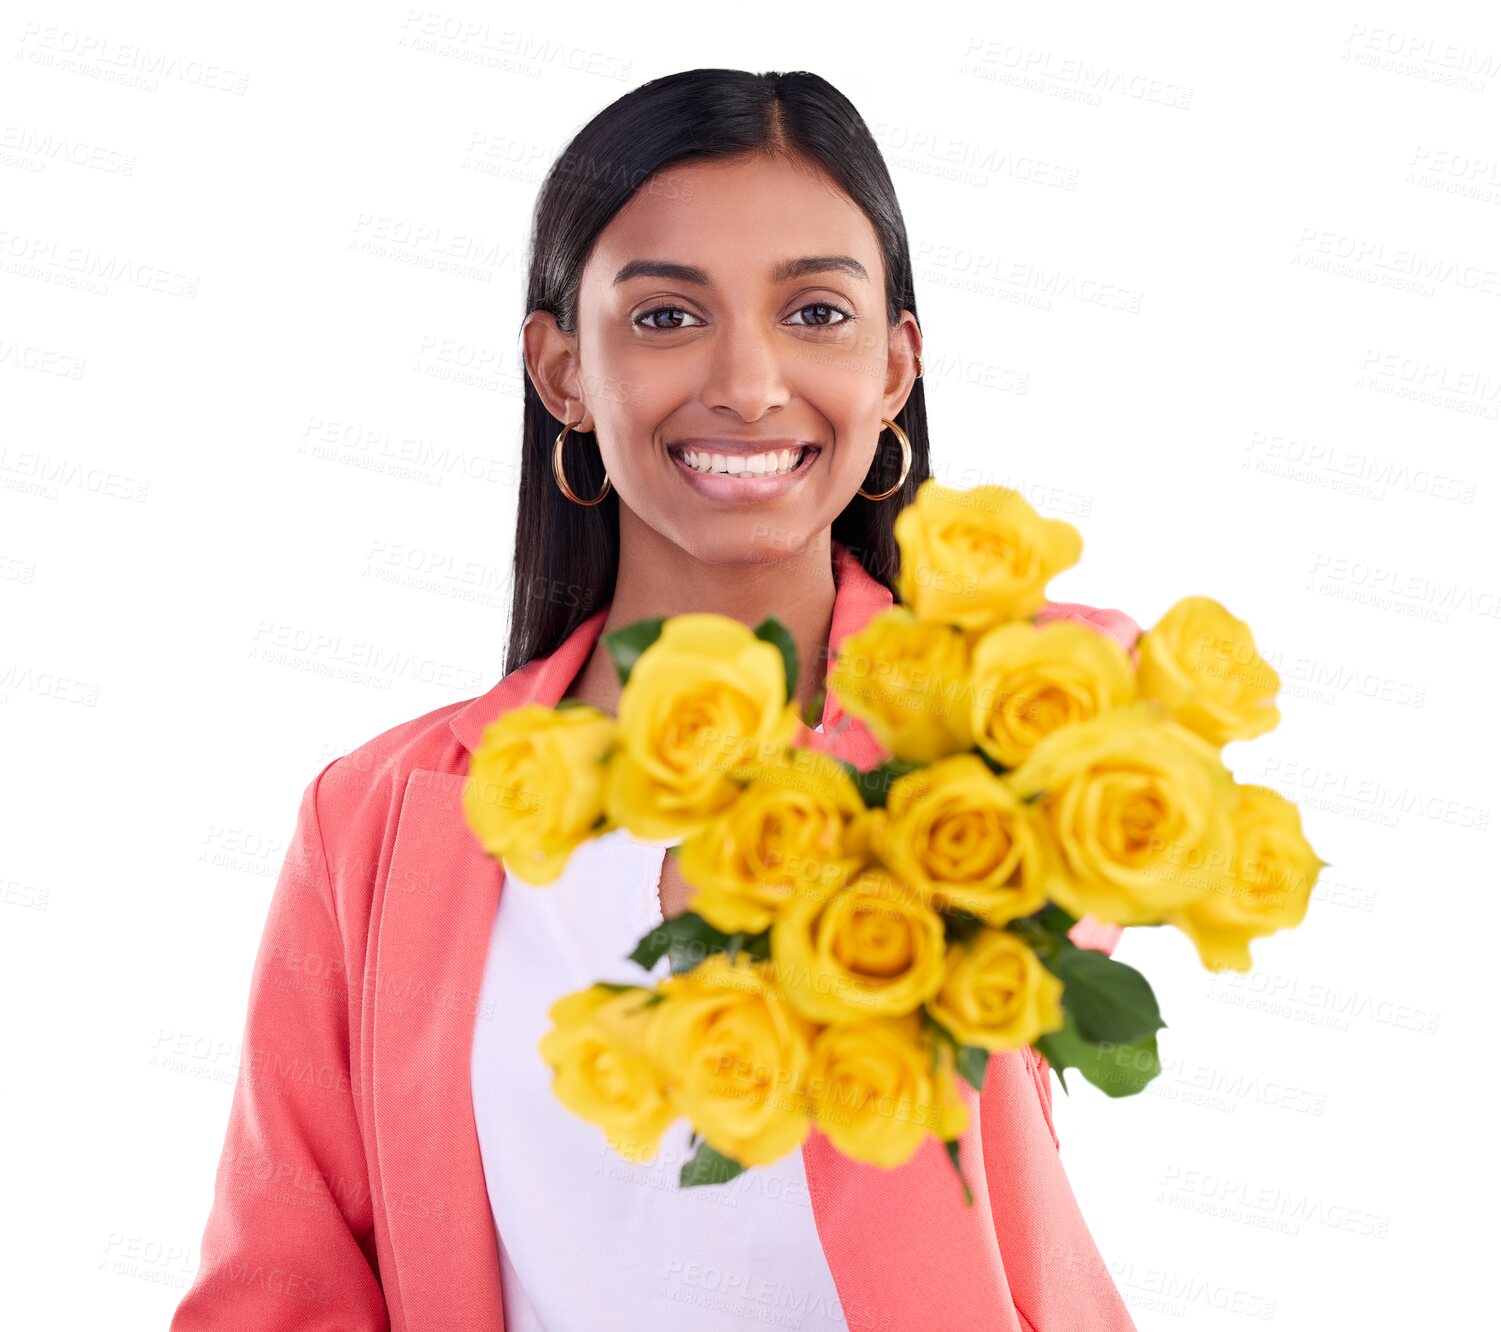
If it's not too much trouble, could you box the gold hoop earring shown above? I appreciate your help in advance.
[857,418,913,501]
[915,352,924,379]
[553,420,612,506]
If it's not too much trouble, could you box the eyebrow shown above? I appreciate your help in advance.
[612,255,870,286]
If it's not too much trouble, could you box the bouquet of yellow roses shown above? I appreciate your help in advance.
[462,480,1327,1202]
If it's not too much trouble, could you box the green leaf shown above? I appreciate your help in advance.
[1035,1007,1161,1098]
[603,618,666,687]
[846,757,925,809]
[955,1044,990,1093]
[724,929,773,965]
[628,912,771,976]
[919,1010,944,1070]
[680,1139,746,1189]
[944,1139,975,1207]
[739,931,773,962]
[1033,902,1079,936]
[589,981,663,1009]
[973,748,1010,777]
[1045,941,1166,1045]
[941,908,987,946]
[801,686,828,729]
[753,615,799,703]
[921,1011,989,1093]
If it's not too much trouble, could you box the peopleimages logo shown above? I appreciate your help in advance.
[15,23,251,93]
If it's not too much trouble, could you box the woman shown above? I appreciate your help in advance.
[171,68,1140,1331]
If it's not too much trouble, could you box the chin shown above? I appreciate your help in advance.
[674,524,830,567]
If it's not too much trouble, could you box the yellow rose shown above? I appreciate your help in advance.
[605,614,802,842]
[1138,596,1281,746]
[871,755,1053,926]
[1164,783,1326,972]
[969,620,1138,770]
[771,867,949,1023]
[679,747,870,934]
[929,1035,971,1143]
[893,479,1084,633]
[827,605,973,763]
[644,953,818,1168]
[1007,702,1238,926]
[926,929,1065,1051]
[463,702,617,885]
[803,1013,969,1167]
[538,983,679,1164]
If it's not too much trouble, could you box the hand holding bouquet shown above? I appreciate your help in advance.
[463,480,1327,1201]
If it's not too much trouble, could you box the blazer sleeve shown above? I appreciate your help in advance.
[982,604,1143,1330]
[170,762,389,1331]
[982,1048,1139,1332]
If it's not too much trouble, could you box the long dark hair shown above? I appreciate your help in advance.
[504,68,930,677]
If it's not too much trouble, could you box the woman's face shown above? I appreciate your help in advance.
[526,151,921,564]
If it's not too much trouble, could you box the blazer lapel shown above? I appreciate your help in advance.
[367,595,606,1327]
[370,539,905,1329]
[369,765,507,1330]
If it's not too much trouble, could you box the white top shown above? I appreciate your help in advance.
[471,725,851,1332]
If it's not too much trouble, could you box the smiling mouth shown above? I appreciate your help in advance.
[668,445,820,478]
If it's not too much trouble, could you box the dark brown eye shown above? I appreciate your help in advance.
[787,302,854,328]
[635,306,703,330]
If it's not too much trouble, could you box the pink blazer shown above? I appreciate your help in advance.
[171,539,1141,1332]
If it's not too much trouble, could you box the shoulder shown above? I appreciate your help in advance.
[298,686,495,889]
[319,692,472,803]
[1034,600,1142,656]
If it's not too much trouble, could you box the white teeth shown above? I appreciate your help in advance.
[677,447,805,477]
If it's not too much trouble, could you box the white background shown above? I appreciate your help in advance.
[2,2,1497,1328]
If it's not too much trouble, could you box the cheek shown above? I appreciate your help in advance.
[827,417,881,480]
[590,386,680,474]
[579,325,679,429]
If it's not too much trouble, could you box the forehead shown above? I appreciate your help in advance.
[583,154,880,288]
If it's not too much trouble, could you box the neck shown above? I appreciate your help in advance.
[569,516,839,719]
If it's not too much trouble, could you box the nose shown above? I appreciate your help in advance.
[698,314,793,422]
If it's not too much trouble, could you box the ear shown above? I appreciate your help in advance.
[883,311,922,420]
[522,309,595,431]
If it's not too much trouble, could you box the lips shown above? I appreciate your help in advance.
[667,440,821,501]
[668,438,810,455]
[669,444,817,477]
